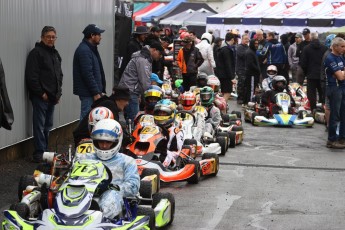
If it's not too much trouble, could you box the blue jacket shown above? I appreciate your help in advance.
[260,39,287,65]
[73,39,106,97]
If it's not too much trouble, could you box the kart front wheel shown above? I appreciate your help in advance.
[216,136,227,155]
[231,110,242,119]
[251,112,258,126]
[228,131,237,148]
[18,175,37,201]
[137,206,156,230]
[152,192,175,226]
[187,161,201,184]
[202,153,219,176]
[9,202,30,220]
[141,168,160,193]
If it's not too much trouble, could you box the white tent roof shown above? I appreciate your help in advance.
[159,9,195,25]
[208,0,260,19]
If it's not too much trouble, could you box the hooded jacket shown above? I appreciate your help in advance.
[300,39,328,80]
[236,43,249,75]
[260,38,287,65]
[245,40,261,77]
[215,41,236,80]
[177,44,204,74]
[119,46,152,96]
[196,33,216,75]
[0,59,14,130]
[26,41,63,103]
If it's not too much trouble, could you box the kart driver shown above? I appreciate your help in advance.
[90,119,140,219]
[153,99,184,168]
[200,86,222,137]
[262,65,278,92]
[207,75,227,114]
[190,72,208,95]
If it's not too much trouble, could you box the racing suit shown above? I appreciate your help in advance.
[205,105,222,135]
[163,125,184,168]
[214,93,227,114]
[76,152,140,219]
[261,77,274,92]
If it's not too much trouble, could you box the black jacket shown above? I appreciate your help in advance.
[300,39,328,80]
[245,40,261,77]
[296,40,311,61]
[120,37,143,77]
[215,42,235,80]
[25,42,63,103]
[236,44,248,75]
[0,59,14,130]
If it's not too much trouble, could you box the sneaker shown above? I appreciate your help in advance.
[326,141,345,149]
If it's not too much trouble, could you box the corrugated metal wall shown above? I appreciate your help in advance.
[0,0,115,148]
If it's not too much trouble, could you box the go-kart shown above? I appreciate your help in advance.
[5,159,175,229]
[162,79,179,104]
[244,92,314,127]
[127,122,219,184]
[217,111,244,148]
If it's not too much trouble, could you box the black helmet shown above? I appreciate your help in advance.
[272,75,287,92]
[197,72,208,87]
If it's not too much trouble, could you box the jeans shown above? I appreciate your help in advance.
[31,95,55,160]
[327,86,345,141]
[125,93,139,122]
[79,96,94,121]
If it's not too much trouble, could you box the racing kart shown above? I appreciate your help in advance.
[217,111,244,148]
[244,92,314,127]
[127,122,219,184]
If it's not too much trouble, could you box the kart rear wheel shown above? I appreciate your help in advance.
[251,112,258,126]
[141,168,160,193]
[152,192,175,226]
[9,202,30,220]
[202,153,219,176]
[18,175,37,201]
[228,131,236,148]
[137,206,156,230]
[36,163,51,174]
[187,161,201,184]
[140,180,153,199]
[231,126,243,132]
[221,114,230,123]
[231,110,242,119]
[216,136,227,155]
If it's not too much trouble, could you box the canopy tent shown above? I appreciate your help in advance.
[133,2,166,21]
[141,0,186,23]
[183,9,216,26]
[326,25,345,33]
[160,9,196,25]
[308,4,345,27]
[157,2,217,21]
[135,3,166,24]
[134,2,150,12]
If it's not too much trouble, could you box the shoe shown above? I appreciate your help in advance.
[326,141,345,149]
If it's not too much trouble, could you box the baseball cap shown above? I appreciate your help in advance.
[133,26,148,35]
[150,73,163,85]
[149,42,165,55]
[151,26,163,32]
[295,33,303,38]
[82,24,105,35]
[302,28,310,35]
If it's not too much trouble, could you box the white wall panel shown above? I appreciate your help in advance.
[0,0,115,148]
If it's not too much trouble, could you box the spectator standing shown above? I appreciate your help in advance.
[260,32,289,84]
[189,31,201,44]
[177,26,188,39]
[119,42,164,121]
[300,32,328,111]
[164,27,174,44]
[244,39,260,104]
[213,37,223,63]
[120,26,148,77]
[25,26,63,163]
[196,32,216,75]
[236,34,249,104]
[324,37,345,148]
[288,33,303,83]
[176,35,204,91]
[73,24,106,121]
[255,29,267,80]
[145,26,165,79]
[215,33,237,101]
[296,28,312,85]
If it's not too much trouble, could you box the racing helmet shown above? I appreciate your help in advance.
[325,34,336,48]
[144,85,163,111]
[207,75,220,93]
[91,119,123,160]
[197,72,208,87]
[272,75,287,92]
[153,99,177,127]
[180,91,196,111]
[267,65,278,79]
[88,107,114,132]
[200,86,215,107]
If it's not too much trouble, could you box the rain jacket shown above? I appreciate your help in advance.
[0,59,14,130]
[196,38,216,75]
[260,39,287,65]
[245,40,261,77]
[177,45,204,74]
[215,41,236,80]
[205,105,221,128]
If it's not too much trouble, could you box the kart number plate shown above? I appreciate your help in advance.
[279,94,290,101]
[77,143,94,154]
[194,106,206,113]
[141,126,159,135]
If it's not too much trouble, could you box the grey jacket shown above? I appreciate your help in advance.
[288,42,299,67]
[119,46,152,96]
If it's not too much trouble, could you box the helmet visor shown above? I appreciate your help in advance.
[182,99,196,106]
[200,93,211,101]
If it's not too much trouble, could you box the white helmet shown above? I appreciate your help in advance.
[88,107,114,132]
[267,65,278,79]
[207,75,221,93]
[91,119,123,160]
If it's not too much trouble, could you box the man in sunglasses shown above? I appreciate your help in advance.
[25,26,63,163]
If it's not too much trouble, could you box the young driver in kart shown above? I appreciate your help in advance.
[207,75,227,114]
[262,65,278,92]
[153,99,185,168]
[89,119,140,220]
[200,86,222,138]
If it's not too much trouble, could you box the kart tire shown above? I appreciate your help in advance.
[221,114,230,123]
[183,139,197,147]
[18,175,37,201]
[137,206,156,230]
[202,153,219,176]
[217,132,229,150]
[140,168,160,193]
[140,180,153,199]
[251,112,258,126]
[216,136,227,155]
[231,110,242,119]
[9,202,30,220]
[36,163,51,174]
[297,110,306,119]
[187,161,201,184]
[40,183,49,210]
[228,131,236,148]
[152,192,175,226]
[231,126,243,132]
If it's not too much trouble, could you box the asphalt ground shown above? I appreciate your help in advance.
[1,100,345,230]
